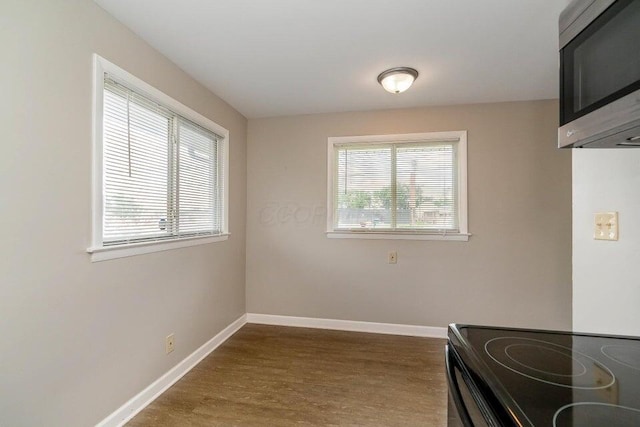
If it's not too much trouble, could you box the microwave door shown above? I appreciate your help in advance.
[560,0,640,126]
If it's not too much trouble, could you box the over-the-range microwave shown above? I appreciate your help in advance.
[558,0,640,148]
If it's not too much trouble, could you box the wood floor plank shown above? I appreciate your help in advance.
[126,324,447,426]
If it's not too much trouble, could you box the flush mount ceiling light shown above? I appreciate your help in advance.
[377,67,419,94]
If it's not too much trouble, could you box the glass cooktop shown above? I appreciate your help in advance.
[449,325,640,426]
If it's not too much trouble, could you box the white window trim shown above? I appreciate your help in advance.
[87,54,230,262]
[326,131,469,241]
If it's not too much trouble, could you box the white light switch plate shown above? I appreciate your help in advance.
[594,212,618,241]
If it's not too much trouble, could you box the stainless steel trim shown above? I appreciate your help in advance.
[559,0,616,49]
[558,88,640,148]
[559,0,596,35]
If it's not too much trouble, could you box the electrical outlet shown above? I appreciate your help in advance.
[388,251,397,264]
[166,333,175,354]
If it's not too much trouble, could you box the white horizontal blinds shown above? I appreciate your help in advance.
[176,118,220,236]
[102,74,223,245]
[335,145,392,229]
[395,143,458,231]
[334,140,458,232]
[103,78,172,244]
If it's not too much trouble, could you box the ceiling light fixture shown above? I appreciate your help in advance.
[377,67,419,94]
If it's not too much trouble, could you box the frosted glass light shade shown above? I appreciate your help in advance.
[377,67,419,94]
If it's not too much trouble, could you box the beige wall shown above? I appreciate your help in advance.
[247,100,572,330]
[0,1,246,426]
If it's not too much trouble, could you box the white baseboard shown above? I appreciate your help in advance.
[97,312,444,426]
[246,313,447,339]
[96,314,247,427]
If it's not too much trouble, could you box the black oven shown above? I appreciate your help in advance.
[446,324,640,427]
[558,0,640,148]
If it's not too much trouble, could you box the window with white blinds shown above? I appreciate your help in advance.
[89,56,228,260]
[327,132,468,239]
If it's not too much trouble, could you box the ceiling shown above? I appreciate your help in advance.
[95,0,571,119]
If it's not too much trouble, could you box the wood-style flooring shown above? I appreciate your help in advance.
[127,324,447,426]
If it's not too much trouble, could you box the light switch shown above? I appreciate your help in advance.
[594,212,618,241]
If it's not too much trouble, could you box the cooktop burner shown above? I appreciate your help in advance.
[601,345,640,371]
[448,324,640,426]
[553,403,640,427]
[485,337,615,389]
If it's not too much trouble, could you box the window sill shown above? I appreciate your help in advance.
[326,231,470,241]
[87,233,230,262]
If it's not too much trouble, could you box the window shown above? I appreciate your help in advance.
[327,131,468,240]
[88,55,229,261]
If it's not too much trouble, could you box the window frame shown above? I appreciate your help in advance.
[87,55,230,262]
[326,131,469,241]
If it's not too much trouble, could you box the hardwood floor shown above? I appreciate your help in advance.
[127,324,447,426]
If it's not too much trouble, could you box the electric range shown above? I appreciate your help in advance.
[446,324,640,426]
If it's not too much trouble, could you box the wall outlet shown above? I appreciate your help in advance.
[166,333,175,354]
[388,251,397,264]
[594,212,618,241]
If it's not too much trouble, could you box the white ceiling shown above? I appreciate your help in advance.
[95,0,571,119]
